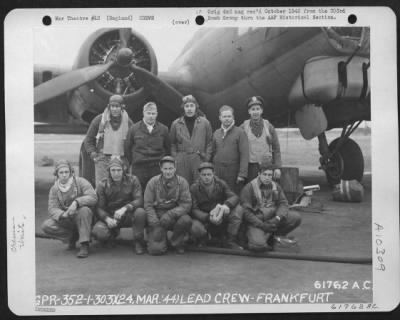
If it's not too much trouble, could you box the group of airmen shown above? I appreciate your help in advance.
[41,94,301,258]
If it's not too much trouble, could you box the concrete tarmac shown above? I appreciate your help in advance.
[34,131,373,306]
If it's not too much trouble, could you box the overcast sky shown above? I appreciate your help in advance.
[34,26,199,71]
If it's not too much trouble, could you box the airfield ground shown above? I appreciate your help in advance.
[34,130,372,305]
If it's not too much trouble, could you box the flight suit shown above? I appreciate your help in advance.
[124,120,170,189]
[240,178,301,251]
[92,174,146,245]
[144,174,192,255]
[241,119,282,181]
[170,116,213,186]
[212,125,249,193]
[42,177,97,245]
[190,176,243,243]
[84,114,133,186]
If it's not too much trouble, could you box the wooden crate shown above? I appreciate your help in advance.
[278,167,303,204]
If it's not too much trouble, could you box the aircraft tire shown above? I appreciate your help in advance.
[79,142,96,187]
[326,138,364,186]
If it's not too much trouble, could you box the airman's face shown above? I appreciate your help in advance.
[109,103,122,117]
[57,167,71,184]
[199,168,214,185]
[110,166,123,182]
[184,102,197,117]
[248,104,263,120]
[161,162,176,180]
[219,110,234,128]
[143,107,158,125]
[258,169,274,185]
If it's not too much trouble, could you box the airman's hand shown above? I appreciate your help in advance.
[221,204,230,215]
[114,207,127,220]
[105,217,118,229]
[236,176,245,184]
[64,201,78,217]
[90,152,99,162]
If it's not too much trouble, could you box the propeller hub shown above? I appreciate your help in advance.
[117,48,133,67]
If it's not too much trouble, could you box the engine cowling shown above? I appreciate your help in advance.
[71,28,158,121]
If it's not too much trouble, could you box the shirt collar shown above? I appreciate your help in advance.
[221,121,235,136]
[178,115,200,124]
[160,175,177,187]
[257,177,272,189]
[143,119,156,128]
[108,174,128,186]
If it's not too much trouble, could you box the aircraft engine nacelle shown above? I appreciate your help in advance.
[288,56,370,108]
[71,28,158,122]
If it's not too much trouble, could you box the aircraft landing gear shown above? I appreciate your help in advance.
[318,121,364,186]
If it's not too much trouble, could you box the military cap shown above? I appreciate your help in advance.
[53,159,74,176]
[108,94,125,106]
[159,156,176,166]
[246,96,265,109]
[107,157,124,170]
[181,94,198,106]
[198,162,215,172]
[259,160,276,173]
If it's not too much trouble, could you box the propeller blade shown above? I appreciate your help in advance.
[119,28,131,48]
[130,64,183,108]
[129,65,205,117]
[34,61,114,105]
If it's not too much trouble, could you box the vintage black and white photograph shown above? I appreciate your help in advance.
[5,7,399,314]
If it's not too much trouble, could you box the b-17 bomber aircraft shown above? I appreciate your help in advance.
[34,27,370,186]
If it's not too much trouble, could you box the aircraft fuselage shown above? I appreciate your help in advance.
[165,27,343,128]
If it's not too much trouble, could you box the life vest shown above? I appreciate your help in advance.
[243,119,273,164]
[154,175,181,209]
[251,178,278,208]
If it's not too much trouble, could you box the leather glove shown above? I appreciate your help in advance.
[261,222,277,233]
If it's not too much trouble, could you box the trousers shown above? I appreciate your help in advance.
[214,162,243,194]
[91,208,146,242]
[247,163,261,182]
[190,205,243,241]
[131,161,160,190]
[247,210,301,252]
[41,206,93,244]
[147,214,192,255]
[175,152,201,186]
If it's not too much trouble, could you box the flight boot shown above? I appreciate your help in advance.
[225,234,243,250]
[175,245,185,255]
[67,232,79,250]
[134,237,146,255]
[77,242,89,258]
